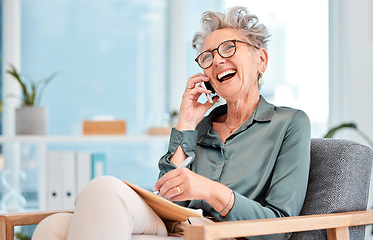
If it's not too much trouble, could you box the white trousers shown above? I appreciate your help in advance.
[32,176,175,240]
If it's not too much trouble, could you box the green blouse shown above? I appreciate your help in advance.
[158,96,311,240]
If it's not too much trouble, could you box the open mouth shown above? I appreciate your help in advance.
[217,69,237,82]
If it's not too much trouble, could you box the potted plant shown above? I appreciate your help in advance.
[7,64,57,135]
[324,122,373,147]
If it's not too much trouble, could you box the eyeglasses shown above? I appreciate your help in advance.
[195,39,259,69]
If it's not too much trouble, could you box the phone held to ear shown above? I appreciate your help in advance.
[200,81,217,104]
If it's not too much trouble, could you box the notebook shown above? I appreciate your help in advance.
[124,181,203,222]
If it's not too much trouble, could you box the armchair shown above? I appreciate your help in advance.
[1,138,372,240]
[184,138,373,240]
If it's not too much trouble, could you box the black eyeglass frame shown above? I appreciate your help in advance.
[195,39,260,69]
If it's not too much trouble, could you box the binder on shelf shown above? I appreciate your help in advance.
[47,151,94,210]
[61,152,76,209]
[91,153,106,178]
[47,152,76,210]
[47,152,63,210]
[76,152,92,193]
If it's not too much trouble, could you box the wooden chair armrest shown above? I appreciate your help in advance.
[0,210,74,240]
[184,209,373,240]
[2,209,372,240]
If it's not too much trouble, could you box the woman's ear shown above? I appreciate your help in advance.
[258,48,268,73]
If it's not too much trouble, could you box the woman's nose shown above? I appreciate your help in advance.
[212,51,226,66]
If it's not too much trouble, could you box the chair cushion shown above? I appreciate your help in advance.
[290,138,373,240]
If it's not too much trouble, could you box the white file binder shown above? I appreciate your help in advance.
[47,152,76,210]
[61,152,76,209]
[47,152,64,210]
[47,151,105,210]
[76,152,92,193]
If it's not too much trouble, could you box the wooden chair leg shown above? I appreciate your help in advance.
[0,209,74,240]
[0,216,15,240]
[184,225,214,240]
[327,227,350,240]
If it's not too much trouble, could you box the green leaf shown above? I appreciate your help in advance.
[323,123,357,138]
[7,64,30,105]
[15,232,31,240]
[34,72,58,105]
[6,64,57,106]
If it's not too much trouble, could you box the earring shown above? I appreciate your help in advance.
[258,72,264,85]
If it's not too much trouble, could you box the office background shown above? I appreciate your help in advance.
[0,0,372,219]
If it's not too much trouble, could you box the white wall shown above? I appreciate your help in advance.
[330,3,373,238]
[329,0,373,147]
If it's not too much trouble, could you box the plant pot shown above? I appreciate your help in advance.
[15,106,48,135]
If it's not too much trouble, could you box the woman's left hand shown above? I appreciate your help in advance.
[154,168,235,215]
[153,167,213,202]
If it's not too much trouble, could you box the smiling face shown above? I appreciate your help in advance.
[201,28,268,103]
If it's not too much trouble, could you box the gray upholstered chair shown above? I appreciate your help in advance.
[290,138,373,239]
[1,138,373,240]
[183,138,373,240]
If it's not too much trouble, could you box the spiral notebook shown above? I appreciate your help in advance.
[124,181,203,222]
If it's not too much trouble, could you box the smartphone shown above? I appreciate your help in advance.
[200,81,216,104]
[204,81,215,93]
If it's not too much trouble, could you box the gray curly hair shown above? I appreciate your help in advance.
[192,6,270,53]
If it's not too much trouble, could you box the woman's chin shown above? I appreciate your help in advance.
[219,91,242,103]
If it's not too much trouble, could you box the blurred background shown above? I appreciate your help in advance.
[0,0,372,237]
[1,0,332,136]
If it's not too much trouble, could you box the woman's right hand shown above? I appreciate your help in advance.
[176,73,219,131]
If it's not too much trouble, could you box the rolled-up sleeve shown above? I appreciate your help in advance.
[157,98,311,240]
[158,128,198,176]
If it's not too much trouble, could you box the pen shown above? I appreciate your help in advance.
[153,156,193,195]
[176,156,192,169]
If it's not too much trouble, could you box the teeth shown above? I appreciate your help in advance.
[217,70,236,80]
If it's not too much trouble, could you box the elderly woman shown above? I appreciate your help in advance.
[32,6,310,240]
[154,4,310,235]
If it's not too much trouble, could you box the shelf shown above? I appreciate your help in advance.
[0,134,170,143]
[0,134,171,211]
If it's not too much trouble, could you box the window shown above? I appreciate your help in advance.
[20,0,328,138]
[223,0,329,137]
[22,0,168,135]
[223,0,329,138]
